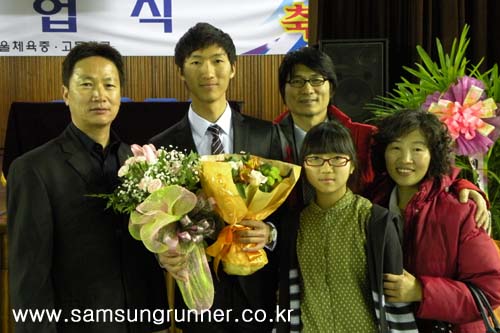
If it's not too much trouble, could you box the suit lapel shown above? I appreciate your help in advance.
[118,143,131,165]
[232,109,248,154]
[57,127,98,185]
[178,115,197,152]
[149,114,198,156]
[277,113,298,162]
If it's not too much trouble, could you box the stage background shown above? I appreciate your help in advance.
[0,55,287,147]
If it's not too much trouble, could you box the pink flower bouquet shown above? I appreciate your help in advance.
[96,144,217,311]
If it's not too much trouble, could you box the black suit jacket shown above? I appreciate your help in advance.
[7,126,167,333]
[150,109,281,323]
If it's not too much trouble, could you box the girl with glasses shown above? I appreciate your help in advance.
[295,120,417,332]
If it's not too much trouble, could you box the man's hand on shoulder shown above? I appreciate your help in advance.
[458,188,490,231]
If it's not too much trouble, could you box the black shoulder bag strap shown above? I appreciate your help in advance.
[466,282,500,333]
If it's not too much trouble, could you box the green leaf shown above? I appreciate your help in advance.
[365,24,500,238]
[236,183,246,199]
[368,24,485,120]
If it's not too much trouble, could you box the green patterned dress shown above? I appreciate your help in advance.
[297,189,378,333]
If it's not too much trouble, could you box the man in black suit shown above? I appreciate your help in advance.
[152,23,280,333]
[7,42,167,333]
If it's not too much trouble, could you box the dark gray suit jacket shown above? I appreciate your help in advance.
[151,108,279,158]
[7,125,167,333]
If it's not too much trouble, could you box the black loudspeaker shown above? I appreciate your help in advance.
[320,39,388,122]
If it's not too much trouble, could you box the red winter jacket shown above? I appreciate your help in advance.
[371,169,500,333]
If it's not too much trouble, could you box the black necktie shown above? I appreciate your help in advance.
[207,125,225,154]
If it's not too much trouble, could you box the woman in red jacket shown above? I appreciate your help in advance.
[370,109,500,332]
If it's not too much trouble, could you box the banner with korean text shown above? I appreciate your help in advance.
[0,0,308,56]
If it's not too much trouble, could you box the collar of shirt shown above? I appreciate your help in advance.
[388,186,402,217]
[68,122,120,163]
[188,103,233,155]
[292,117,330,156]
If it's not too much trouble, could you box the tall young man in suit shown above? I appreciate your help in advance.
[152,23,280,333]
[7,42,167,333]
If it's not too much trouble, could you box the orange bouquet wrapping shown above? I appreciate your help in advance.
[201,154,301,275]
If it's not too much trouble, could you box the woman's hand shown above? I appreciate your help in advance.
[383,270,422,303]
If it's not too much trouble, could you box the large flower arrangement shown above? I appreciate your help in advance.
[368,25,500,238]
[425,76,498,156]
[97,144,218,311]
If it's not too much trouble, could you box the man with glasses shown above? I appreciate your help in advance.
[274,46,375,197]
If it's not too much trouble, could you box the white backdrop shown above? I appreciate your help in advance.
[0,0,309,56]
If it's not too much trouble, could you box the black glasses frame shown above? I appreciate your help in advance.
[304,156,351,167]
[286,77,328,88]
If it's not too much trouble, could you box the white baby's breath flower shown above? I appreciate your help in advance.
[170,161,181,173]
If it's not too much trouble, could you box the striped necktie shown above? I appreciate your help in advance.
[207,125,225,154]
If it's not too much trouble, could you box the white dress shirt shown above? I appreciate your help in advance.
[188,103,233,156]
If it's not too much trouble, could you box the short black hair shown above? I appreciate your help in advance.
[372,109,452,179]
[301,121,359,187]
[278,46,338,103]
[62,42,124,87]
[174,22,236,71]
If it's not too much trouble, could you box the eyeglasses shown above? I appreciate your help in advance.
[287,77,328,88]
[304,156,351,167]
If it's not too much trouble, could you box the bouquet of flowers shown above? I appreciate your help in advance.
[200,153,301,276]
[97,144,217,311]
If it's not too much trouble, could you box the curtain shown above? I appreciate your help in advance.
[313,0,500,89]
